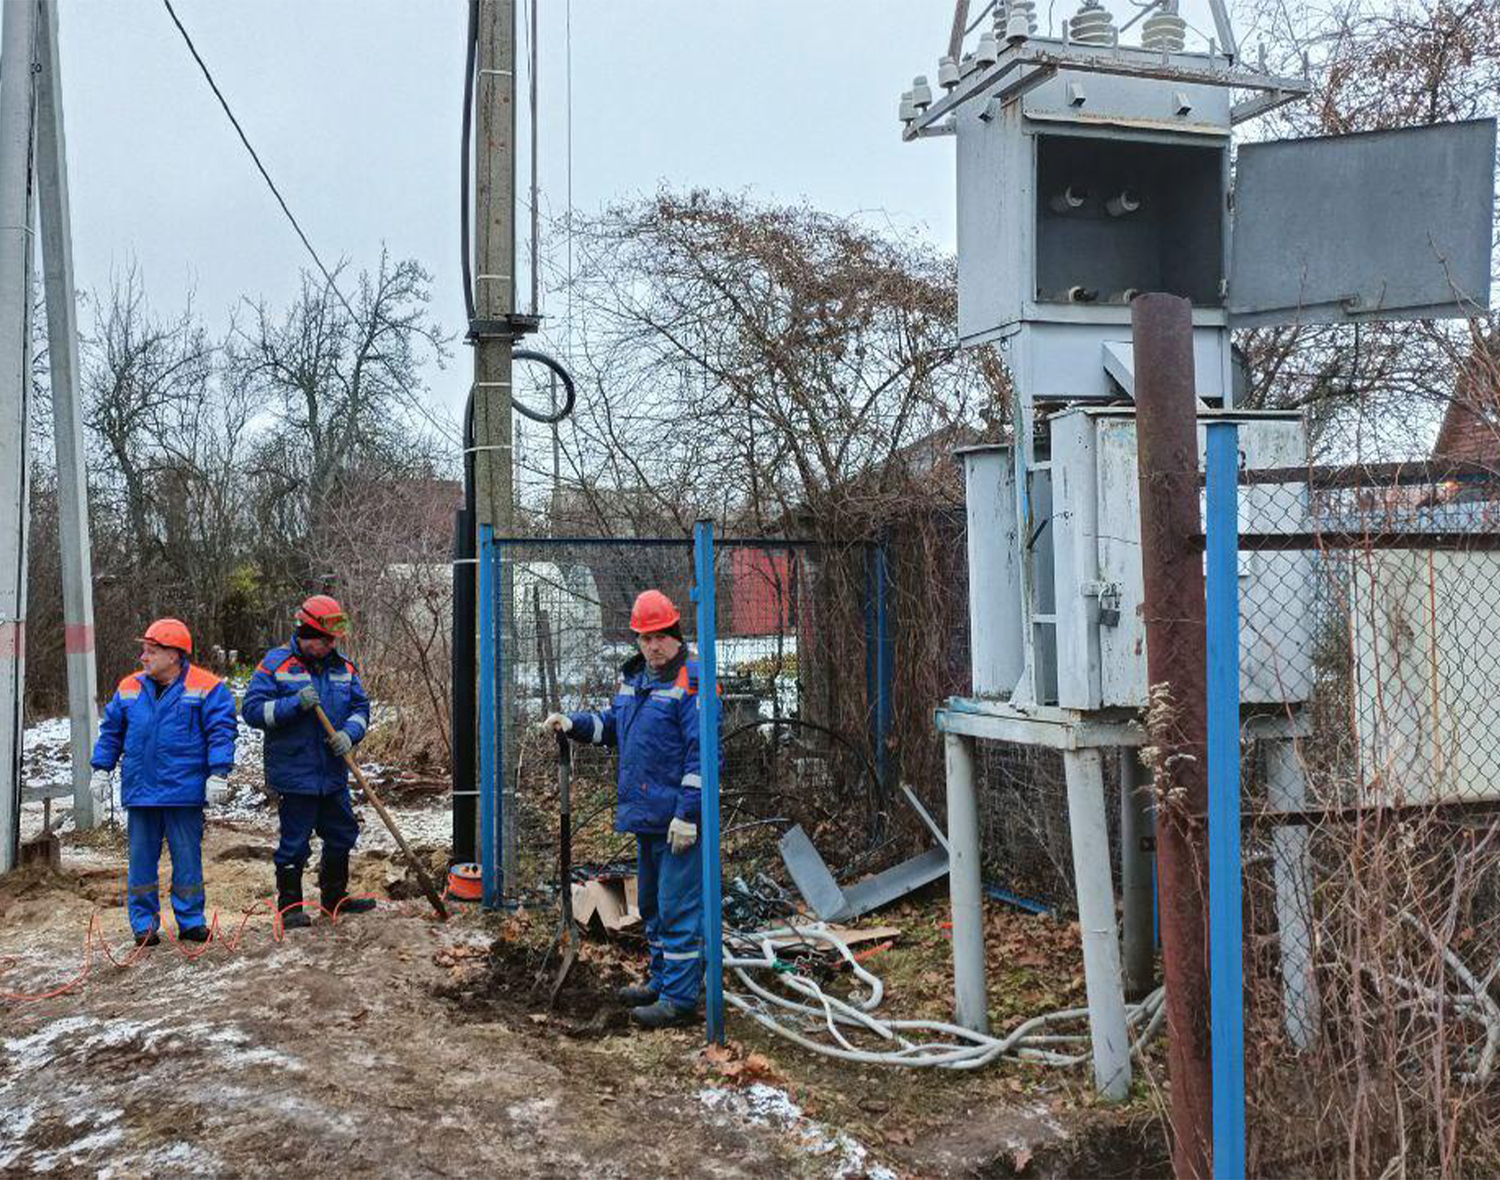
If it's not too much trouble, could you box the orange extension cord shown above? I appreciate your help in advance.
[0,892,416,1003]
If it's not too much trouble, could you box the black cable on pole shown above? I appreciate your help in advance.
[458,0,578,428]
[160,0,357,322]
[511,349,576,424]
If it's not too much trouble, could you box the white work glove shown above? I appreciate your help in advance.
[668,817,697,855]
[90,768,112,805]
[205,775,230,806]
[542,713,571,734]
[298,685,320,711]
[326,729,354,757]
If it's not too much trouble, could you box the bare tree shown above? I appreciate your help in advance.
[540,191,1008,537]
[83,263,213,572]
[229,251,451,587]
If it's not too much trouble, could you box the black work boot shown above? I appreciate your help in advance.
[617,982,659,1007]
[134,928,161,948]
[276,864,312,930]
[178,925,211,944]
[320,850,377,917]
[630,999,699,1029]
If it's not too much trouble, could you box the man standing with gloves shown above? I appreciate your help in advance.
[90,618,237,946]
[543,588,706,1029]
[242,595,376,929]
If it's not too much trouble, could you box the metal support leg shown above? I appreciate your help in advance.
[1063,747,1131,1101]
[943,731,988,1034]
[1267,736,1319,1049]
[1119,747,1154,999]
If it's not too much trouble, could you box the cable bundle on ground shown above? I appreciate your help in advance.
[723,921,1166,1070]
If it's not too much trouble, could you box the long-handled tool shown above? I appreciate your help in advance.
[532,606,580,1005]
[537,732,581,1006]
[313,704,449,921]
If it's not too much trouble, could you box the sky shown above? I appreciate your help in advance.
[54,0,1239,424]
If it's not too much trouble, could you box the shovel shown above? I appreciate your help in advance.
[313,704,449,921]
[535,732,581,1006]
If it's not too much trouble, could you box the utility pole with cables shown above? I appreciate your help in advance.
[462,0,574,902]
[471,0,530,898]
[0,0,100,873]
[472,0,517,535]
[0,0,38,874]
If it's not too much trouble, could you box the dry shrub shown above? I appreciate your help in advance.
[1247,806,1500,1179]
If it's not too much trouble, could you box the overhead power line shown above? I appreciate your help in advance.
[160,0,357,320]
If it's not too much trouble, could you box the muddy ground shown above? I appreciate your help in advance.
[1,821,837,1178]
[4,737,1169,1178]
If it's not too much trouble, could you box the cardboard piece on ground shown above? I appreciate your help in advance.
[571,875,641,933]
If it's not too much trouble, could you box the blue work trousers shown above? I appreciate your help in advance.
[127,806,206,935]
[636,832,703,1007]
[274,790,360,869]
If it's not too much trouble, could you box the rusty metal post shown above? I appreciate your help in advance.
[1132,293,1212,1180]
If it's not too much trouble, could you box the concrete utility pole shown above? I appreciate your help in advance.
[472,0,522,894]
[37,0,99,834]
[0,0,40,873]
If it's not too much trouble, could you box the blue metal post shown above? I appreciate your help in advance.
[478,525,499,908]
[873,540,892,792]
[692,519,725,1044]
[1206,422,1245,1179]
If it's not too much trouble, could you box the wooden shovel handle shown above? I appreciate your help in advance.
[314,704,448,921]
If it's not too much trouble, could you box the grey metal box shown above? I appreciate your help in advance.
[1049,407,1311,710]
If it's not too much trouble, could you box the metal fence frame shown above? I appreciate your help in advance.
[474,532,894,912]
[1201,452,1500,1177]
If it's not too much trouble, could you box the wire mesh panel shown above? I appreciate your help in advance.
[489,537,887,906]
[1235,466,1500,1177]
[972,741,1126,913]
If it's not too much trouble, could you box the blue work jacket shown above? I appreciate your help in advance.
[568,650,704,835]
[240,637,371,796]
[91,662,237,807]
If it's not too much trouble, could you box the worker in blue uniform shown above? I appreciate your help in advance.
[241,594,377,929]
[544,588,706,1029]
[90,618,237,946]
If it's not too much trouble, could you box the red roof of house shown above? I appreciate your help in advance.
[1431,340,1500,462]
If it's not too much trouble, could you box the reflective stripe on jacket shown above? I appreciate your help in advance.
[240,637,371,796]
[567,651,704,834]
[91,662,237,807]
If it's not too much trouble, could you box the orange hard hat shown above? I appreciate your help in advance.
[629,589,680,634]
[140,617,193,654]
[296,594,349,638]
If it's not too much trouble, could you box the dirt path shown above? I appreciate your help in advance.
[0,822,830,1178]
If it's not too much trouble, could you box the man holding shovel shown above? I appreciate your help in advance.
[242,595,377,929]
[542,589,705,1030]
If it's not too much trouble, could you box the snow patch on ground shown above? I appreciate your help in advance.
[98,1140,218,1179]
[355,801,451,852]
[698,1082,897,1180]
[2,1015,107,1068]
[192,1022,306,1072]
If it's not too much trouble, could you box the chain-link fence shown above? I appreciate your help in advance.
[486,536,893,906]
[1233,462,1500,1177]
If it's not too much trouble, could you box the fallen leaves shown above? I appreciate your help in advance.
[432,942,489,984]
[697,1039,784,1088]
